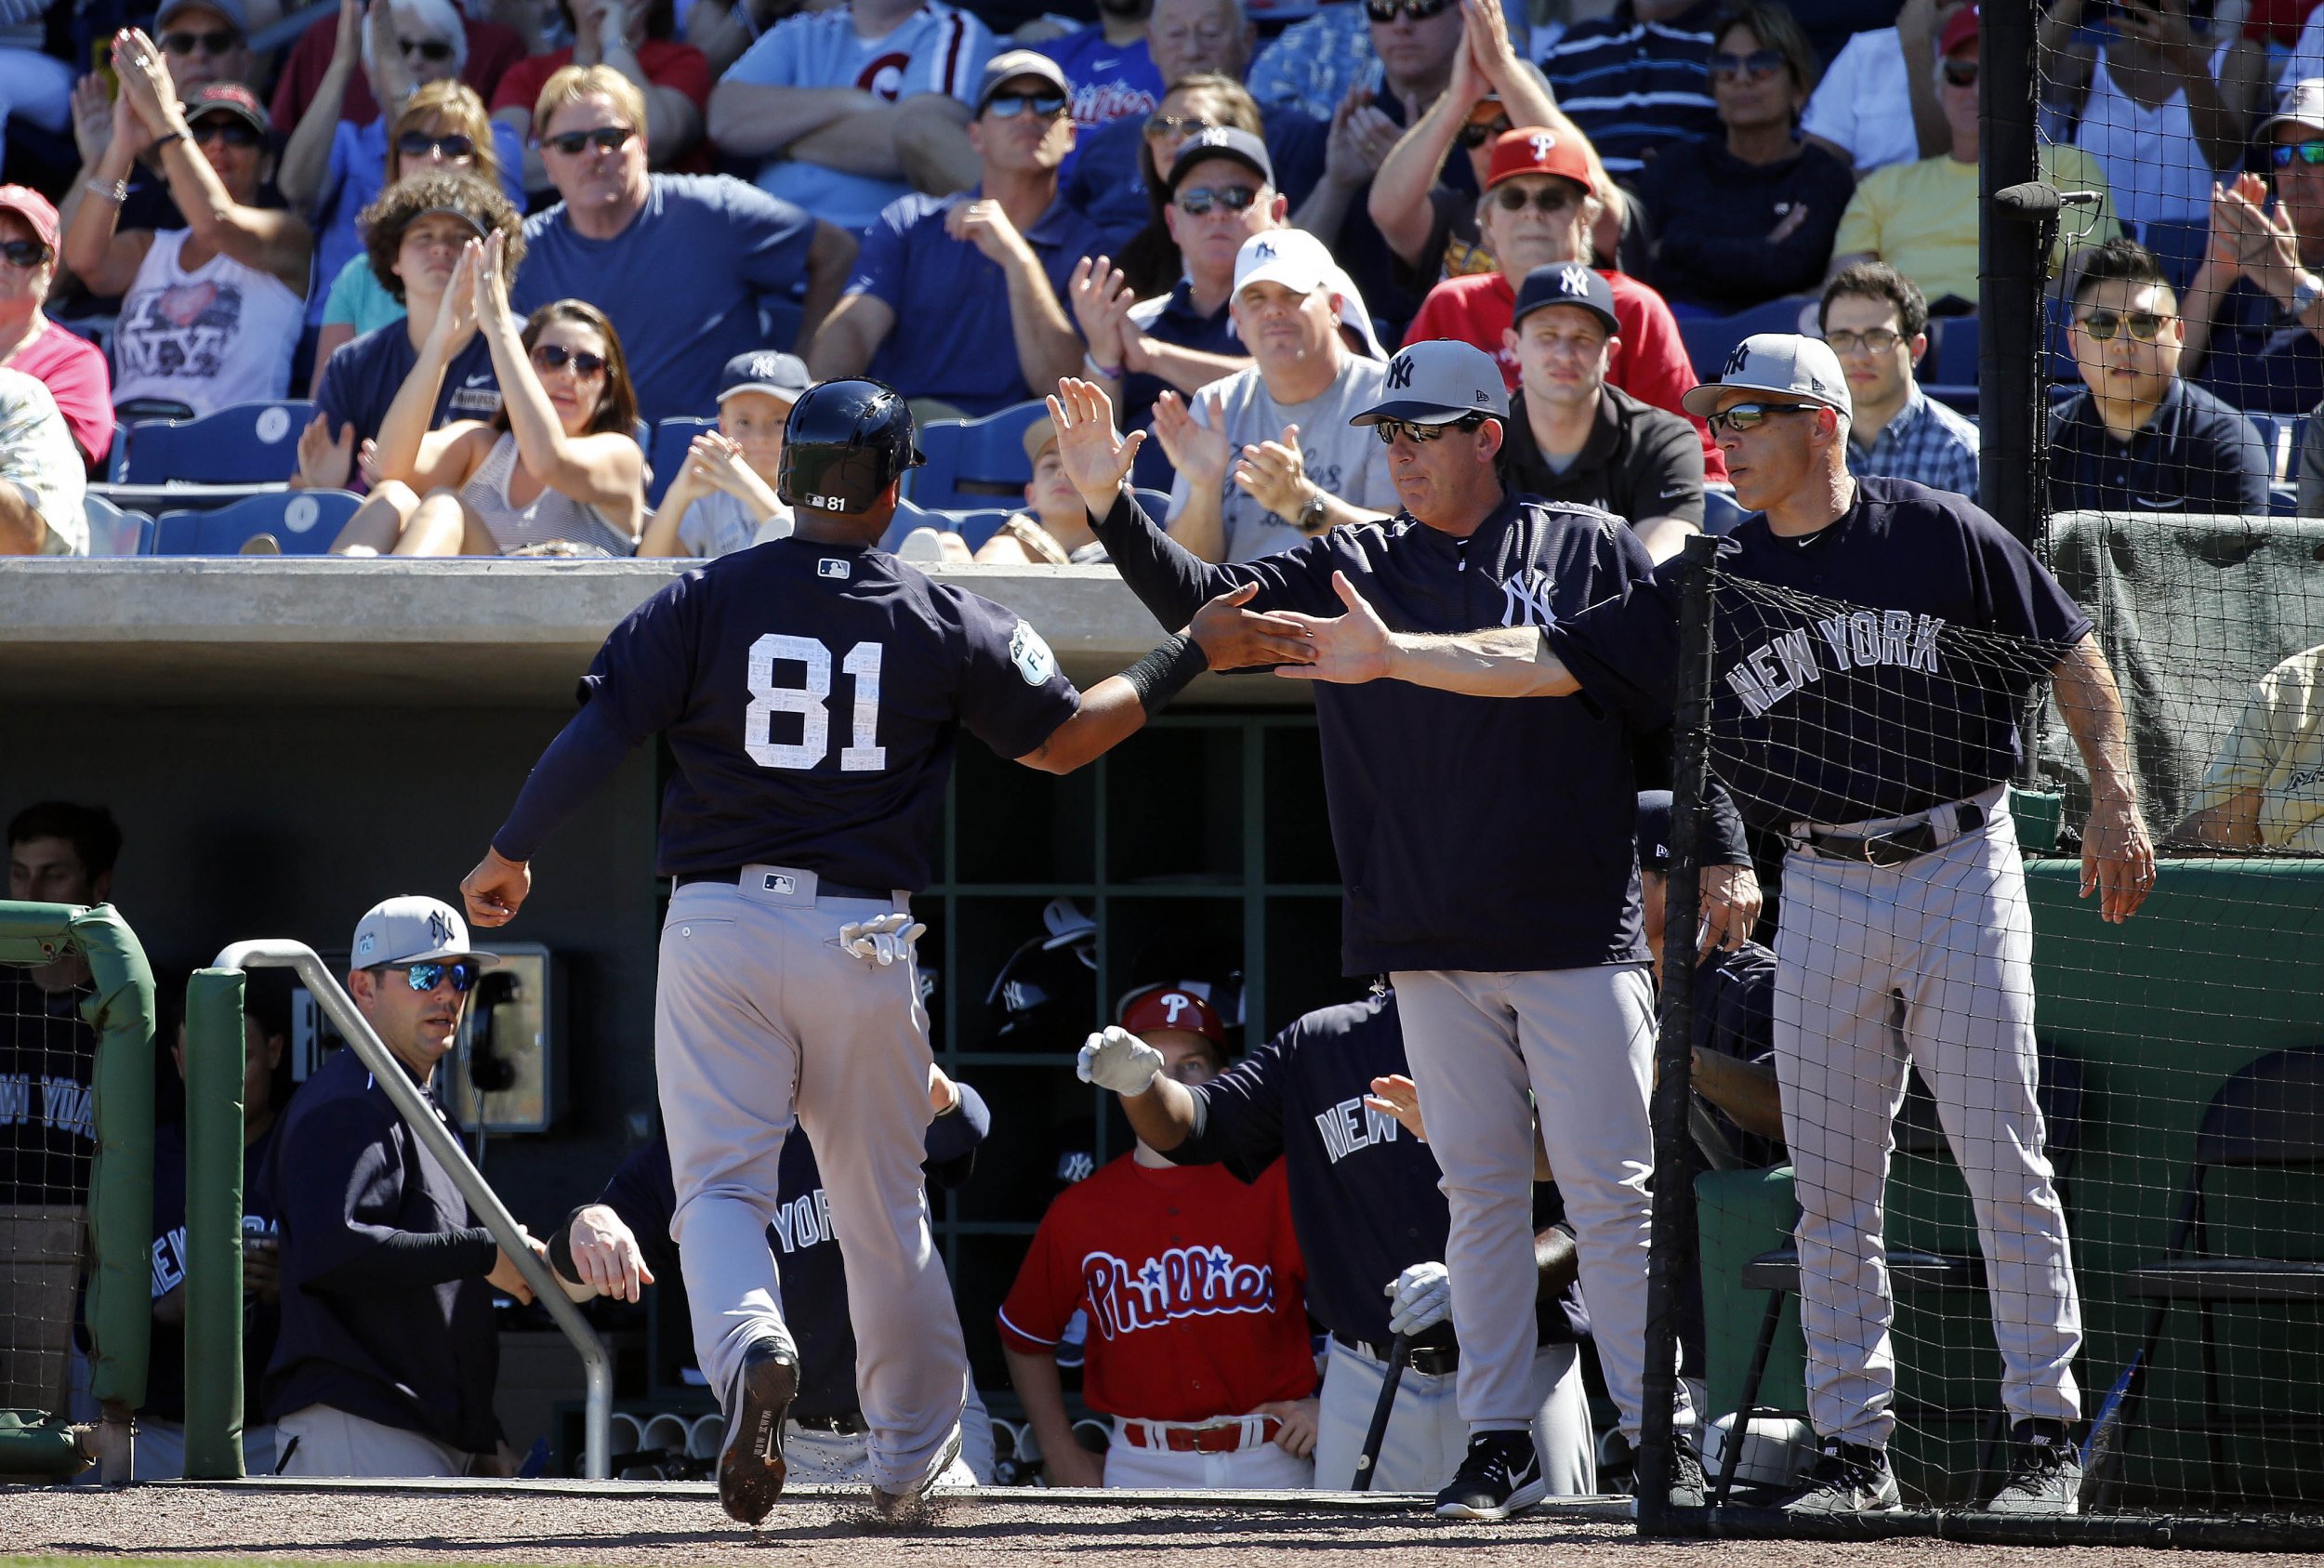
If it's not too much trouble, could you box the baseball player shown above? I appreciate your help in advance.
[1047,355,1762,1520]
[1273,334,2155,1517]
[1079,983,1598,1496]
[999,986,1317,1491]
[458,378,1312,1523]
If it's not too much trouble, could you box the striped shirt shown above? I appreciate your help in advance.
[1536,0,1719,180]
[1844,384,1981,499]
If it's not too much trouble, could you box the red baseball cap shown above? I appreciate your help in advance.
[1486,125,1593,193]
[0,185,59,252]
[1940,4,1978,59]
[1120,984,1226,1043]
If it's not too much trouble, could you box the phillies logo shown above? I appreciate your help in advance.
[855,50,911,100]
[1529,131,1556,161]
[1157,991,1197,1027]
[1080,1245,1275,1340]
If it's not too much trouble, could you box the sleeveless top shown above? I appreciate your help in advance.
[458,431,635,556]
[2072,38,2232,231]
[112,228,301,418]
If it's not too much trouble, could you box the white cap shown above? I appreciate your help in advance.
[1680,333,1852,420]
[350,895,496,968]
[2259,77,2324,138]
[1351,338,1510,425]
[1233,228,1337,297]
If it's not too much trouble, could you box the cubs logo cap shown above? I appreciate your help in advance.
[1512,261,1619,336]
[1486,125,1593,192]
[974,49,1073,114]
[1167,125,1274,196]
[1681,332,1853,419]
[350,895,497,968]
[717,350,811,404]
[1351,338,1510,425]
[1119,983,1226,1043]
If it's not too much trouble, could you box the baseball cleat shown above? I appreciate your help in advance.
[1768,1439,1903,1515]
[1985,1420,2080,1515]
[870,1422,963,1521]
[1434,1430,1548,1521]
[717,1340,799,1525]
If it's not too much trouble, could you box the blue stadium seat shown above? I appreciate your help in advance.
[1702,484,1751,536]
[81,494,154,556]
[936,507,1013,553]
[647,416,717,507]
[1678,297,1817,383]
[905,400,1051,511]
[1923,314,1979,414]
[153,489,363,555]
[112,400,312,483]
[1132,486,1170,520]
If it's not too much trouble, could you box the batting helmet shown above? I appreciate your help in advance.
[777,378,924,514]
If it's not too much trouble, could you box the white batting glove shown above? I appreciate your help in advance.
[838,912,924,966]
[1385,1261,1452,1336]
[1076,1026,1164,1095]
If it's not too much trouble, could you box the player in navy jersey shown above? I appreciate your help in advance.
[1079,986,1597,1496]
[457,377,1310,1524]
[1274,335,2154,1519]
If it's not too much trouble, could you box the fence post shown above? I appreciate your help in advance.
[1978,0,2042,544]
[182,968,248,1479]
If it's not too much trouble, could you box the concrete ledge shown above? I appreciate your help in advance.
[0,558,1308,707]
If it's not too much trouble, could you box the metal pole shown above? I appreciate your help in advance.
[1978,0,2043,545]
[211,940,612,1480]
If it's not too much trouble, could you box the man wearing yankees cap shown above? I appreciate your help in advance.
[1050,340,1762,1519]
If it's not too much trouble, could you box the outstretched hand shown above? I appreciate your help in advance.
[1188,582,1315,672]
[1047,378,1145,517]
[1273,572,1396,684]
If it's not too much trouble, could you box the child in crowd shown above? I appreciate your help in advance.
[637,350,802,558]
[972,415,1109,564]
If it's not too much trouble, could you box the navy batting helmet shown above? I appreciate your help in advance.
[777,378,923,514]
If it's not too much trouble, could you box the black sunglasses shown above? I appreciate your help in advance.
[1494,182,1581,214]
[1710,47,1785,80]
[1177,183,1260,216]
[533,342,608,376]
[1144,112,1216,139]
[1372,412,1487,444]
[396,130,476,161]
[0,239,51,269]
[1704,402,1816,434]
[399,35,456,60]
[159,27,238,54]
[1457,113,1513,149]
[2270,138,2324,169]
[985,90,1068,119]
[1942,59,1977,87]
[379,959,482,994]
[190,117,263,148]
[542,125,635,155]
[1365,0,1456,21]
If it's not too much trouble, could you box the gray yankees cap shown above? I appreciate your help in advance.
[718,350,810,404]
[1681,332,1852,420]
[974,49,1073,113]
[1351,339,1510,426]
[351,895,496,968]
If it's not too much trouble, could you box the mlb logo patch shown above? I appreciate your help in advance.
[818,559,850,579]
[763,873,797,895]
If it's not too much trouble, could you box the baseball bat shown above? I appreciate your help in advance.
[1352,1331,1410,1492]
[2079,1347,2146,1510]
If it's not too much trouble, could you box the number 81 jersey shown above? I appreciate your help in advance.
[579,536,1081,891]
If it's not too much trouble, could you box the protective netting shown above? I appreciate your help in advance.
[0,944,96,1421]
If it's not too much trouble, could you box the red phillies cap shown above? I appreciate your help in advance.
[1940,4,1978,59]
[1486,125,1593,193]
[0,185,59,252]
[1120,984,1225,1043]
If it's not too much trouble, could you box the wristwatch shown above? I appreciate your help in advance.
[1295,490,1329,534]
[2292,271,2324,321]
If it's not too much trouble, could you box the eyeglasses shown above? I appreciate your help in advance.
[0,239,51,269]
[542,125,635,156]
[1704,402,1816,434]
[399,35,456,60]
[2075,310,2169,341]
[1365,0,1456,22]
[1942,59,1977,87]
[533,342,608,376]
[984,91,1068,119]
[159,28,238,55]
[2269,138,2324,170]
[1494,182,1581,214]
[1371,413,1487,444]
[1176,183,1260,216]
[395,131,476,162]
[1709,48,1785,80]
[1823,327,1904,355]
[379,959,482,994]
[1457,113,1512,149]
[1144,112,1217,139]
[190,117,263,148]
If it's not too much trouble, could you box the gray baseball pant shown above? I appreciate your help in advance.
[1312,1336,1595,1494]
[1391,964,1688,1444]
[1774,795,2081,1448]
[655,870,967,1496]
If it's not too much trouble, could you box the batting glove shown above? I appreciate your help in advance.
[1076,1026,1164,1095]
[1385,1261,1453,1336]
[838,912,924,967]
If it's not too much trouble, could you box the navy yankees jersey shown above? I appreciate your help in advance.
[590,1087,987,1419]
[1090,490,1657,974]
[146,1116,284,1423]
[570,537,1080,888]
[0,971,98,1206]
[1167,992,1589,1349]
[1545,477,2092,826]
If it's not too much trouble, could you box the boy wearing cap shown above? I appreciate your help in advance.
[265,896,548,1477]
[1500,260,1702,561]
[1150,226,1396,562]
[1000,984,1318,1492]
[640,350,806,558]
[973,415,1109,562]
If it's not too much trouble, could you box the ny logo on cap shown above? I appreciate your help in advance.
[1386,353,1415,390]
[428,909,455,946]
[1559,263,1591,296]
[1251,239,1276,261]
[1723,342,1753,379]
[1530,132,1557,161]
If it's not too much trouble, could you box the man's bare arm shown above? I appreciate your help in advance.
[2051,633,2155,923]
[1274,572,1580,695]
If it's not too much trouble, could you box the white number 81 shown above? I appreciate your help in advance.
[744,634,886,771]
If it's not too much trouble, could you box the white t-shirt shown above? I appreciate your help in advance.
[111,227,300,418]
[0,368,86,554]
[1166,354,1400,562]
[674,486,794,558]
[1800,27,1921,176]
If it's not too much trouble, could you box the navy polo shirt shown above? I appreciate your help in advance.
[1120,278,1240,428]
[2194,275,2324,417]
[315,326,502,446]
[2045,376,2271,517]
[848,187,1107,416]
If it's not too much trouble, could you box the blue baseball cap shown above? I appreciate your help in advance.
[717,350,810,404]
[1512,261,1620,337]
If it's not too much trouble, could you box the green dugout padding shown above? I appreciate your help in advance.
[1694,857,2324,1504]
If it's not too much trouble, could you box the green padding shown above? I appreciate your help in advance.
[1697,1165,1803,1421]
[0,901,78,965]
[181,969,247,1480]
[69,904,155,1417]
[0,1408,86,1480]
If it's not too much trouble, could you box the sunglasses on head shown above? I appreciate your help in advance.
[1495,182,1580,214]
[2075,309,2168,341]
[1710,47,1785,80]
[1177,183,1260,216]
[0,239,51,269]
[379,959,482,994]
[160,27,237,54]
[1457,113,1513,149]
[396,130,476,161]
[1372,412,1487,444]
[2270,138,2324,169]
[1704,401,1816,434]
[542,125,635,155]
[533,342,608,376]
[1942,59,1977,87]
[191,117,263,148]
[1365,0,1456,21]
[1144,111,1216,139]
[985,90,1068,119]
[399,35,456,60]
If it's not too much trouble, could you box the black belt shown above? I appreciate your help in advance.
[674,868,892,901]
[1797,800,1985,868]
[789,1410,869,1435]
[1334,1333,1459,1377]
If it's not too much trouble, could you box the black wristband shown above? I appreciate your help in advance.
[1119,633,1208,716]
[546,1202,590,1286]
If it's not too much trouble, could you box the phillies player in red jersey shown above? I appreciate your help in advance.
[999,984,1317,1490]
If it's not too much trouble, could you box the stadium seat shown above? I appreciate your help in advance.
[647,416,717,508]
[1679,298,1818,384]
[153,489,363,555]
[936,507,1013,553]
[1702,485,1750,536]
[81,494,153,557]
[112,400,312,484]
[1924,315,1980,414]
[905,401,1051,512]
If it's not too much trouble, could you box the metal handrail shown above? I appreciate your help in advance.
[212,939,612,1480]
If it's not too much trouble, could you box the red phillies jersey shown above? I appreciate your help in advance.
[997,1154,1315,1422]
[1402,270,1730,481]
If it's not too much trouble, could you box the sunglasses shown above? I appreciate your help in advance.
[1823,327,1903,354]
[0,239,50,269]
[1710,47,1785,80]
[542,125,635,155]
[379,959,482,994]
[985,91,1068,119]
[1371,413,1487,444]
[1457,113,1513,149]
[399,35,456,60]
[1176,183,1260,216]
[191,117,263,148]
[1365,0,1456,21]
[1942,59,1977,87]
[1704,401,1816,434]
[159,27,238,54]
[2270,138,2324,169]
[533,342,608,376]
[1494,182,1581,214]
[396,130,476,161]
[1144,112,1216,139]
[2075,309,2168,341]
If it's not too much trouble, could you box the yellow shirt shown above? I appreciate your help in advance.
[2185,644,2324,853]
[1831,145,2123,306]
